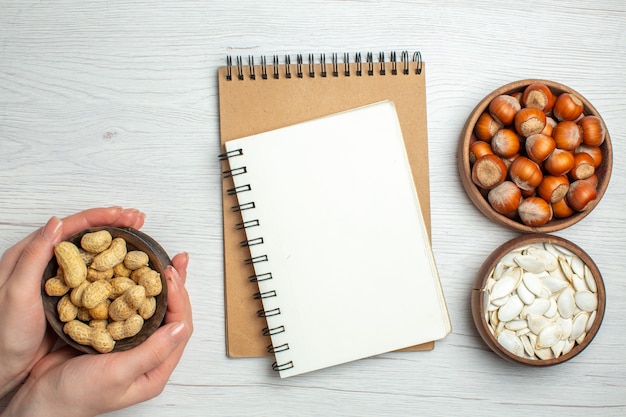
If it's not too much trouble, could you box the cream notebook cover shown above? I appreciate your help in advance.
[221,101,451,378]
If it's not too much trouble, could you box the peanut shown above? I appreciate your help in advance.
[89,299,111,321]
[138,296,157,320]
[64,320,115,353]
[138,270,162,297]
[107,314,144,340]
[57,294,78,322]
[78,248,95,266]
[82,280,113,309]
[109,277,136,299]
[109,285,146,321]
[44,277,70,297]
[54,241,87,288]
[124,250,149,270]
[87,267,114,282]
[113,262,132,278]
[70,281,89,307]
[89,319,108,329]
[90,237,127,271]
[130,265,151,283]
[80,230,113,253]
[77,307,92,322]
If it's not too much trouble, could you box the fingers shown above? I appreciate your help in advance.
[112,259,192,383]
[113,321,190,390]
[0,207,145,284]
[60,207,146,239]
[170,252,189,285]
[28,346,80,379]
[1,217,63,289]
[163,261,192,328]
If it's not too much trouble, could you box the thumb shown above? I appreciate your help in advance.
[115,321,189,380]
[11,216,63,291]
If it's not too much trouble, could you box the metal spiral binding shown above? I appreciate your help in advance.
[257,307,281,318]
[253,290,277,299]
[223,51,423,81]
[267,343,289,353]
[272,361,294,372]
[249,271,272,282]
[262,325,285,336]
[219,145,291,373]
[235,219,260,230]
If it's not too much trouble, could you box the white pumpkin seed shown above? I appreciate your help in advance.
[515,254,547,274]
[586,310,597,332]
[520,333,535,357]
[544,298,558,319]
[572,274,588,293]
[571,312,589,341]
[559,257,574,282]
[527,313,552,334]
[497,330,525,356]
[537,323,564,349]
[527,247,559,271]
[523,298,551,317]
[522,272,543,297]
[487,302,499,312]
[495,321,506,336]
[490,310,499,327]
[557,316,573,340]
[584,266,597,293]
[575,291,598,312]
[490,275,517,301]
[498,295,524,322]
[543,242,560,259]
[571,256,585,277]
[491,295,510,307]
[535,346,555,360]
[562,338,575,355]
[551,340,566,358]
[492,262,505,280]
[517,281,536,305]
[554,244,575,257]
[505,319,528,331]
[557,287,575,319]
[542,276,569,294]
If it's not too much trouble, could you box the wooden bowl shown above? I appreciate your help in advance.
[458,79,613,232]
[471,234,605,366]
[42,227,170,354]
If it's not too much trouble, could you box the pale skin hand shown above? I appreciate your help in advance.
[0,207,193,416]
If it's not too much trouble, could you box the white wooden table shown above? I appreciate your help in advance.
[2,1,625,416]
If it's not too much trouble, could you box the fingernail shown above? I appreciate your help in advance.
[41,216,63,240]
[166,265,180,289]
[168,322,186,340]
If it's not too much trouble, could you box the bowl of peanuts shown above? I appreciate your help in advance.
[471,234,606,365]
[42,227,170,354]
[458,79,613,232]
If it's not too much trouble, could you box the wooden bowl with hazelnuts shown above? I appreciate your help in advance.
[458,79,613,233]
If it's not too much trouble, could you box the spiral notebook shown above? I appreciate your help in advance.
[220,100,451,377]
[218,51,443,360]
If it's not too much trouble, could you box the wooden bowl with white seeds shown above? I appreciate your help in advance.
[471,234,605,366]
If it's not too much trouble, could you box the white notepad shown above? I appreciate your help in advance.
[222,101,451,378]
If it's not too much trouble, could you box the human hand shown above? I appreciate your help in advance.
[0,207,146,398]
[2,252,192,417]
